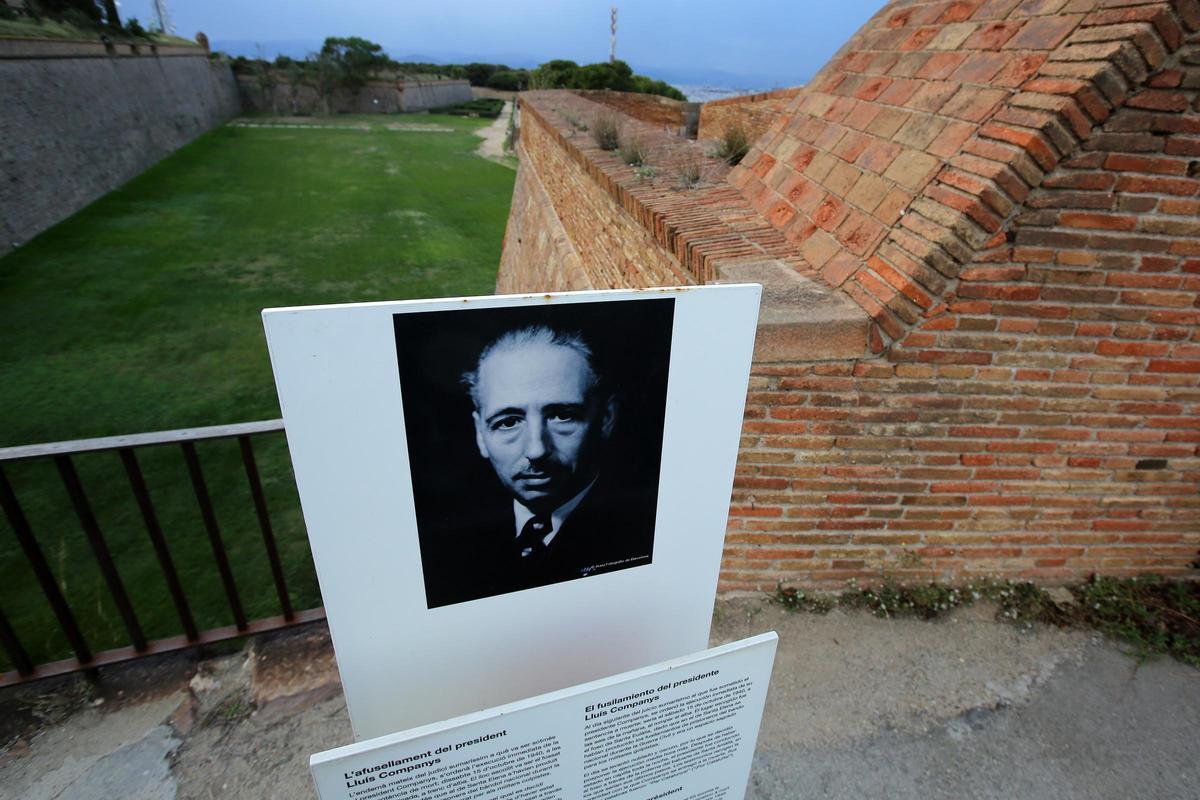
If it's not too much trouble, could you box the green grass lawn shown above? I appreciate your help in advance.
[0,114,515,671]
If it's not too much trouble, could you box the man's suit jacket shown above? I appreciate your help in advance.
[420,476,657,608]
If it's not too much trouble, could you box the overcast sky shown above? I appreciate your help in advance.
[117,0,886,87]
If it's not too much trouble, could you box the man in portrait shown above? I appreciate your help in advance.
[457,323,654,598]
[395,300,672,608]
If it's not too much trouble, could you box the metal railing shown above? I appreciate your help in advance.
[0,420,324,685]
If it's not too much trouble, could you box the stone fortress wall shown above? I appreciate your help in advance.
[237,78,471,115]
[498,0,1200,592]
[0,39,240,256]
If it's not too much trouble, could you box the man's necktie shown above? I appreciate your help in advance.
[516,515,551,558]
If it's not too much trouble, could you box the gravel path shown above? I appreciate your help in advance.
[474,101,514,167]
[2,598,1196,799]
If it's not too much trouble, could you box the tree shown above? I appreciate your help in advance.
[311,49,340,115]
[486,69,527,91]
[632,75,686,101]
[280,58,305,115]
[528,57,685,100]
[99,0,119,27]
[463,62,501,87]
[571,60,634,92]
[28,0,101,26]
[255,61,279,114]
[317,36,390,92]
[529,60,579,90]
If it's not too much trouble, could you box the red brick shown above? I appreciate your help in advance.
[1096,341,1171,357]
[964,20,1026,49]
[1147,360,1200,373]
[856,140,904,173]
[1104,153,1188,175]
[751,153,777,178]
[813,195,849,231]
[869,255,937,308]
[907,81,962,113]
[1058,211,1137,230]
[917,52,971,80]
[1003,14,1081,49]
[993,54,1049,87]
[940,87,1009,122]
[979,122,1059,170]
[950,52,1010,84]
[1126,90,1189,113]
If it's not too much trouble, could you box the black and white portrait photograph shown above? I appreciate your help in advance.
[393,298,675,608]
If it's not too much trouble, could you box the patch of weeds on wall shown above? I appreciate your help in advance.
[674,149,704,189]
[771,574,1200,668]
[713,122,750,165]
[620,133,648,166]
[590,111,621,151]
[557,108,588,134]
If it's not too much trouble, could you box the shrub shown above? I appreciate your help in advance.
[486,69,526,91]
[436,98,505,118]
[124,16,146,37]
[674,149,703,188]
[590,111,620,151]
[715,122,750,165]
[619,133,647,166]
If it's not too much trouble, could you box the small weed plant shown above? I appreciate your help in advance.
[714,122,750,165]
[775,584,835,614]
[772,574,1200,668]
[1074,575,1199,667]
[675,150,703,189]
[557,109,587,132]
[619,133,648,166]
[590,111,621,151]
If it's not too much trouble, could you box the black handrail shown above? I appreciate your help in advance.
[0,419,320,686]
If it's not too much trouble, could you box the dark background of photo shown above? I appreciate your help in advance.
[393,297,676,606]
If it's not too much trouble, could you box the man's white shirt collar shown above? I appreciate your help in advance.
[513,477,597,547]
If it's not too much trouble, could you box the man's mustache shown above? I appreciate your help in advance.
[513,465,564,480]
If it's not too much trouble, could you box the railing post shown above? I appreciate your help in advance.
[119,448,199,641]
[181,441,247,631]
[0,604,34,677]
[0,419,299,683]
[55,455,148,653]
[0,464,93,665]
[239,435,294,621]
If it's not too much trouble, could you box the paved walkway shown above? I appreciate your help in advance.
[0,598,1195,799]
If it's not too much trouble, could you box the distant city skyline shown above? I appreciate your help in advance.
[116,0,886,88]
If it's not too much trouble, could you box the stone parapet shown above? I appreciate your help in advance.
[0,37,203,59]
[715,260,869,362]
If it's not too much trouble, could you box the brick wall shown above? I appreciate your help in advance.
[496,138,593,294]
[697,88,802,142]
[570,89,689,131]
[498,100,697,292]
[0,46,239,255]
[498,0,1200,591]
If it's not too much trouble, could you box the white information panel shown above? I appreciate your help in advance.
[264,286,762,740]
[311,632,778,800]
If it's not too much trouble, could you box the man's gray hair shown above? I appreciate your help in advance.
[462,324,600,408]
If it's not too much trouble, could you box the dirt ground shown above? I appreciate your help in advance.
[474,101,515,167]
[0,598,1196,799]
